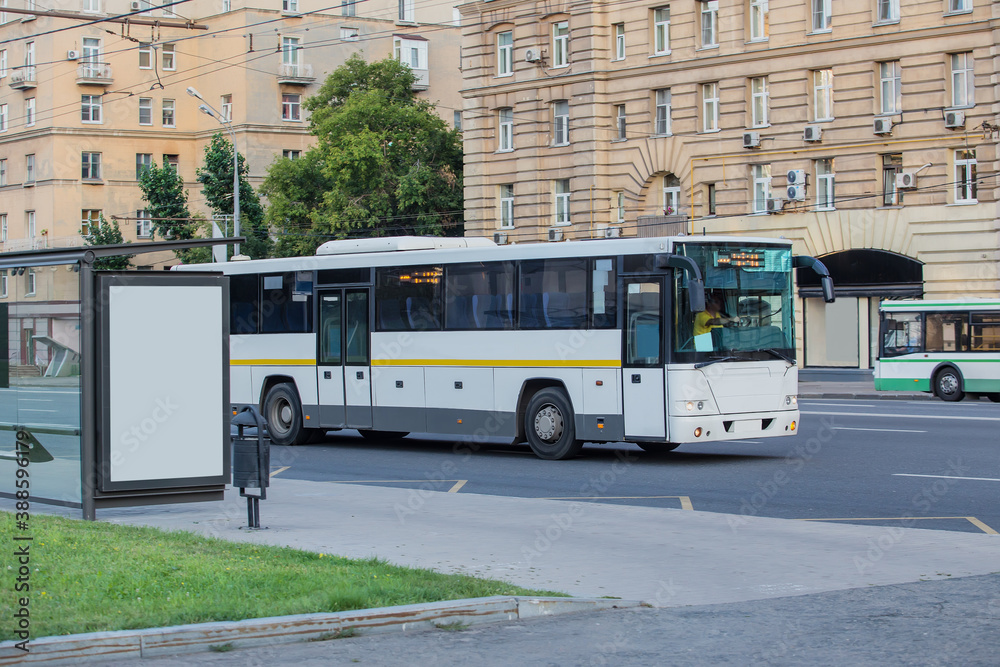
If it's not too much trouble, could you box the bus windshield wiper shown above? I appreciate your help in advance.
[694,355,736,369]
[761,348,795,365]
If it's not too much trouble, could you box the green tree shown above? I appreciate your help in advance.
[84,216,133,271]
[137,160,208,263]
[261,54,464,256]
[196,133,272,260]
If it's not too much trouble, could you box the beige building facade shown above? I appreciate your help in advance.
[458,0,1000,369]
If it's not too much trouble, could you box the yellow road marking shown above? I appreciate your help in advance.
[541,495,694,510]
[448,480,467,493]
[798,516,999,535]
[269,466,289,478]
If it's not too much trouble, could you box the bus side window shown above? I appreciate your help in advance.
[970,312,1000,351]
[881,312,921,356]
[230,274,259,334]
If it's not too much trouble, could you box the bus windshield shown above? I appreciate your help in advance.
[672,242,794,364]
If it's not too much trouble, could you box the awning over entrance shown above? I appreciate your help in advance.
[797,249,923,298]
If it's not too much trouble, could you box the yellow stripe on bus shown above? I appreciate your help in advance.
[230,359,316,366]
[370,359,621,368]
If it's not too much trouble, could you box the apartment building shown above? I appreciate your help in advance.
[458,0,999,369]
[0,0,460,373]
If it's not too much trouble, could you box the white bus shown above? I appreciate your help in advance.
[876,299,1000,402]
[178,235,834,459]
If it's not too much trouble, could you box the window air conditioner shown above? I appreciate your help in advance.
[895,172,917,189]
[130,1,142,11]
[66,50,80,61]
[604,226,622,238]
[742,131,760,148]
[786,169,806,186]
[524,49,541,63]
[548,228,564,242]
[493,231,508,245]
[765,198,785,213]
[786,185,806,201]
[944,110,965,129]
[873,117,892,135]
[802,125,822,142]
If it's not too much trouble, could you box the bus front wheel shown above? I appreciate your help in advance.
[525,388,582,460]
[263,383,311,446]
[934,368,965,402]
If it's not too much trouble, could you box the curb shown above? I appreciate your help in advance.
[0,596,640,665]
[799,392,934,401]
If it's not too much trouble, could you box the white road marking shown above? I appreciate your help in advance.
[802,410,1000,422]
[803,402,877,408]
[17,409,59,413]
[832,426,926,433]
[893,473,1000,482]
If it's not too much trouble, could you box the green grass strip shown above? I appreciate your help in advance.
[1,511,563,640]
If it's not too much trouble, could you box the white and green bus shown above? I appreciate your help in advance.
[178,235,834,459]
[876,299,1000,402]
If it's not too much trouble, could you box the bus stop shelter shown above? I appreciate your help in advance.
[0,240,233,520]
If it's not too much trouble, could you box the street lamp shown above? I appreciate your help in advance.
[186,86,241,259]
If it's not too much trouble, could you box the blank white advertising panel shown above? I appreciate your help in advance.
[104,280,227,486]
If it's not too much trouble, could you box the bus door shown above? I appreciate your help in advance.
[622,278,667,440]
[317,289,373,429]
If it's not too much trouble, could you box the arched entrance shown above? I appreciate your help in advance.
[796,249,923,368]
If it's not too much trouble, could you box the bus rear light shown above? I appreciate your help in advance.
[596,380,603,386]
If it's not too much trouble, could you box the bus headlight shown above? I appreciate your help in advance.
[784,395,797,407]
[685,401,706,412]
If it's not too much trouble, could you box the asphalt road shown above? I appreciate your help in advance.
[267,398,1000,535]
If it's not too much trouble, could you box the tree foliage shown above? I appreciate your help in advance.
[262,54,464,256]
[196,133,272,260]
[137,160,207,263]
[85,216,133,271]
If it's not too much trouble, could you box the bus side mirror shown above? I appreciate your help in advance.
[656,254,706,313]
[793,255,836,303]
[689,279,706,313]
[821,276,835,303]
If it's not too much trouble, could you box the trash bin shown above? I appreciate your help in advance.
[232,406,268,529]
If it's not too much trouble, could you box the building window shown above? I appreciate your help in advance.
[82,152,101,180]
[136,153,152,179]
[552,21,569,67]
[498,107,513,151]
[553,100,569,145]
[453,110,462,131]
[615,104,626,140]
[398,0,414,23]
[0,49,7,77]
[752,164,771,213]
[220,94,232,122]
[497,31,513,77]
[652,7,670,55]
[879,61,901,114]
[0,103,6,132]
[25,269,35,297]
[394,37,427,71]
[25,98,34,127]
[499,184,514,229]
[283,0,297,12]
[0,214,6,242]
[750,77,768,127]
[24,41,33,71]
[812,0,831,32]
[700,1,718,48]
[950,52,974,108]
[282,150,301,160]
[749,0,769,41]
[163,154,179,169]
[136,210,152,238]
[162,99,175,127]
[882,153,903,206]
[554,179,571,225]
[81,94,102,123]
[662,174,679,215]
[282,94,301,121]
[702,83,719,132]
[26,210,35,238]
[25,154,34,183]
[0,159,6,186]
[282,36,302,75]
[341,0,355,17]
[947,0,970,13]
[815,158,835,210]
[813,69,834,120]
[138,97,152,125]
[223,0,231,11]
[707,183,717,216]
[341,27,359,40]
[954,149,977,203]
[613,23,625,60]
[0,269,6,297]
[81,209,100,236]
[615,191,625,223]
[138,44,152,69]
[654,88,671,135]
[877,0,899,22]
[161,44,175,71]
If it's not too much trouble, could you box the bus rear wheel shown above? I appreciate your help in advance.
[934,368,965,402]
[525,388,582,460]
[263,383,311,446]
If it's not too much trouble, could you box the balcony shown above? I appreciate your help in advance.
[9,67,36,90]
[411,68,429,91]
[277,63,315,85]
[76,63,113,86]
[1,236,87,252]
[637,214,687,238]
